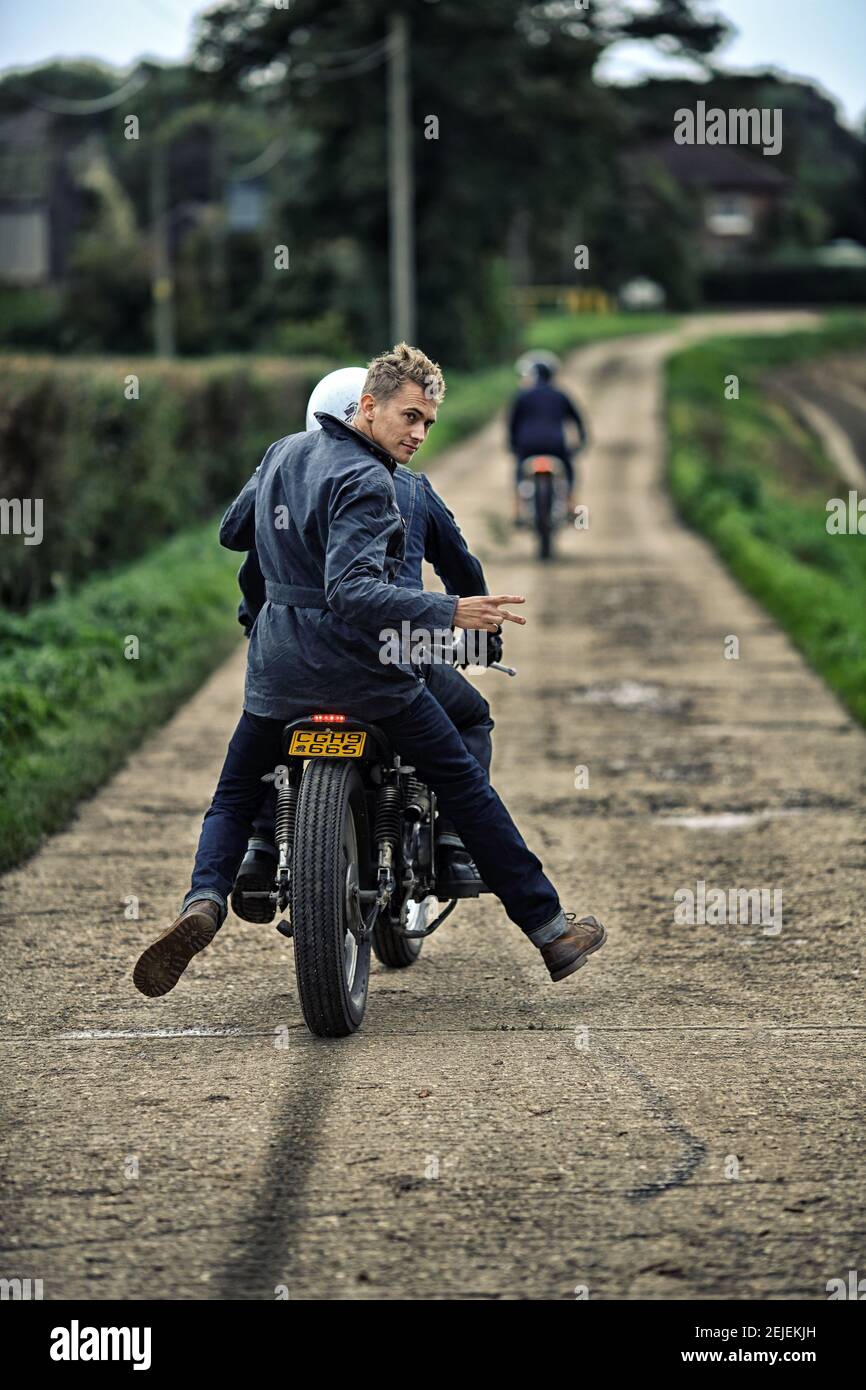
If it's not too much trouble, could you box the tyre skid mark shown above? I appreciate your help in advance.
[597,1042,706,1201]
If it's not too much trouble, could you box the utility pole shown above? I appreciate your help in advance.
[148,70,176,358]
[387,11,416,343]
[209,127,228,334]
[149,140,175,357]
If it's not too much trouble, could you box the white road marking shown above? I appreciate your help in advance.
[40,1026,252,1040]
[657,809,809,829]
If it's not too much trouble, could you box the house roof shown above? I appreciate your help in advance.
[631,140,790,192]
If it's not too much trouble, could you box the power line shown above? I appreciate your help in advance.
[10,31,392,118]
[310,37,393,67]
[291,36,394,84]
[131,0,181,22]
[10,70,150,115]
[229,135,291,180]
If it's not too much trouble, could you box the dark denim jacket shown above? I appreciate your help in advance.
[220,414,465,721]
[397,464,486,598]
[228,424,486,635]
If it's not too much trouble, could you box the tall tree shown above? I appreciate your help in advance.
[194,0,728,364]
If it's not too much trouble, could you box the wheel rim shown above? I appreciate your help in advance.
[342,809,360,991]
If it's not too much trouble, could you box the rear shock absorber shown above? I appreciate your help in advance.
[374,781,402,907]
[375,782,402,855]
[275,782,299,869]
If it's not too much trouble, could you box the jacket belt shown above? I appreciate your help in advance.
[265,581,328,609]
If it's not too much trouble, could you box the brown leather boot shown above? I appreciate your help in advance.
[133,900,222,997]
[539,913,606,982]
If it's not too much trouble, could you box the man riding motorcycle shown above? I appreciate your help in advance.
[225,367,502,912]
[509,354,588,517]
[132,343,605,999]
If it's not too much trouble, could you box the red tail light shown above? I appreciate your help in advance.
[310,713,347,723]
[531,457,555,474]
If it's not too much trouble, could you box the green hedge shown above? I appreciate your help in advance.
[0,287,66,351]
[0,354,330,609]
[666,314,866,727]
[703,265,866,306]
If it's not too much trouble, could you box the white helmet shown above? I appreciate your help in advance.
[305,366,367,432]
[514,349,561,381]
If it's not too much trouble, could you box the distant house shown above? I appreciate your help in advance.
[0,109,56,284]
[0,107,113,286]
[226,178,266,232]
[0,104,250,287]
[628,140,789,262]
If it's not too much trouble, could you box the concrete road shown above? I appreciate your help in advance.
[2,313,864,1301]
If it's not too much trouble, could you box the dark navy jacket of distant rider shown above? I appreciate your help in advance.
[508,380,587,461]
[219,413,484,722]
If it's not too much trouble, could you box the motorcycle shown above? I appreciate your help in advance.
[516,455,571,561]
[243,660,516,1038]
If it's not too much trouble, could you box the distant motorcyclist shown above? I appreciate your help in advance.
[508,355,587,516]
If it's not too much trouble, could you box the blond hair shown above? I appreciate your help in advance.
[362,342,446,405]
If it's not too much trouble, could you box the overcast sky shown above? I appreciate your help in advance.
[1,0,863,128]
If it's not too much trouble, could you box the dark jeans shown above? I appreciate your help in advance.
[424,661,494,842]
[184,688,560,938]
[515,452,574,490]
[249,661,494,845]
[424,661,493,776]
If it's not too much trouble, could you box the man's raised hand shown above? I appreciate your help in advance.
[454,595,525,632]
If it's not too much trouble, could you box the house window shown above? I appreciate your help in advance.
[226,180,266,232]
[705,194,754,237]
[0,208,49,283]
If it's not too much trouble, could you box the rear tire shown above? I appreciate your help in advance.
[534,473,554,561]
[291,761,371,1037]
[372,904,424,968]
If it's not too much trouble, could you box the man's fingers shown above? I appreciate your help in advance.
[488,595,525,626]
[455,594,526,632]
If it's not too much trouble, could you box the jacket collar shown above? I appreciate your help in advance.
[316,412,397,475]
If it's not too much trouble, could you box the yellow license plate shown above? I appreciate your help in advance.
[288,729,367,758]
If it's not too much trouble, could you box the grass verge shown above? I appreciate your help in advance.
[666,313,866,727]
[524,310,679,355]
[0,525,241,872]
